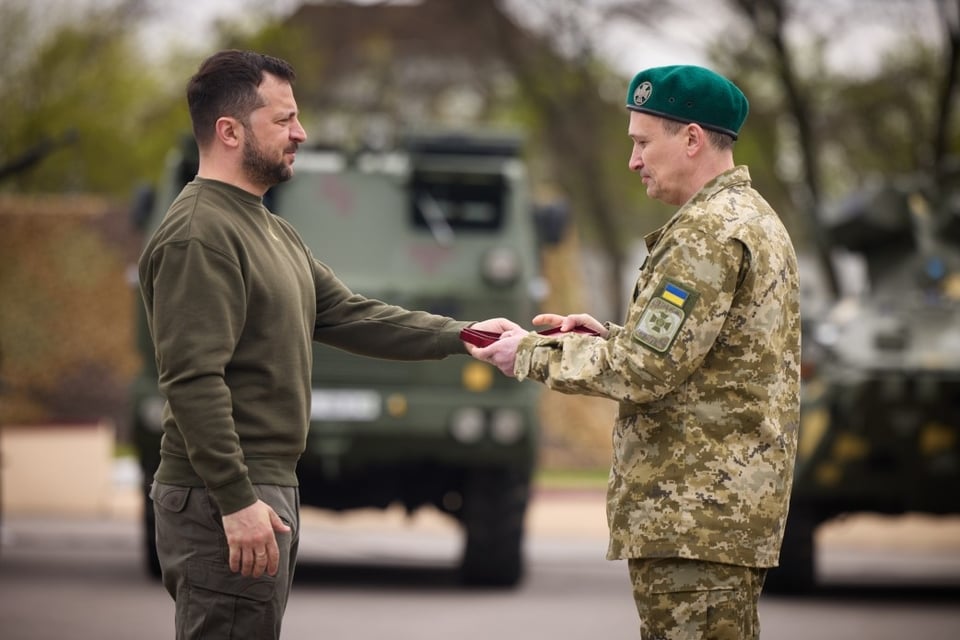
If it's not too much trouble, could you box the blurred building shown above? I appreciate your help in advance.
[284,0,535,144]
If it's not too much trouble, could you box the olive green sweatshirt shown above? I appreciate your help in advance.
[139,178,469,515]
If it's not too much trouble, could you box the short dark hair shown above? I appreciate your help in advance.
[661,117,735,151]
[186,50,297,147]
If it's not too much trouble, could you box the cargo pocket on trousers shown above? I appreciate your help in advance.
[644,571,747,640]
[150,483,190,513]
[183,557,278,639]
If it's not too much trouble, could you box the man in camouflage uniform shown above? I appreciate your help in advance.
[470,65,801,639]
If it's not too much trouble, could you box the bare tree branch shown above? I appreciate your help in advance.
[729,0,839,297]
[933,0,960,186]
[489,0,631,316]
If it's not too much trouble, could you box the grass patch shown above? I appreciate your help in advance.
[114,443,138,458]
[535,467,609,490]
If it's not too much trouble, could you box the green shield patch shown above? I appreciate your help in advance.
[633,279,698,352]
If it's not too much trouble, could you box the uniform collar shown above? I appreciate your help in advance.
[642,165,751,252]
[687,165,751,208]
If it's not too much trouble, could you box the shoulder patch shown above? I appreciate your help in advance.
[633,279,699,352]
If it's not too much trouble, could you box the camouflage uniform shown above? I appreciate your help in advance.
[515,166,800,636]
[628,558,766,639]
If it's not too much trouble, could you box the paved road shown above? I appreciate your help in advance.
[2,489,960,639]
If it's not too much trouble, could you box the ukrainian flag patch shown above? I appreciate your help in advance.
[661,281,689,307]
[633,278,698,352]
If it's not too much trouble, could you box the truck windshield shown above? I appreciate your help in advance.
[410,170,505,232]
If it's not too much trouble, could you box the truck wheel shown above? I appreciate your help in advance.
[764,505,817,594]
[460,468,529,587]
[142,486,162,579]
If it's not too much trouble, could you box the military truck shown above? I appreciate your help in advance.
[131,131,566,587]
[767,176,960,593]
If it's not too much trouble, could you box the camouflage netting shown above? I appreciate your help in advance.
[0,195,142,440]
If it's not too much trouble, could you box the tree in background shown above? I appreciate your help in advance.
[1,0,954,457]
[0,0,190,437]
[604,0,957,296]
[219,0,662,319]
[0,0,189,197]
[2,0,955,312]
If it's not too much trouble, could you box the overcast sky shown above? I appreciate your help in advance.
[133,0,713,72]
[61,0,946,78]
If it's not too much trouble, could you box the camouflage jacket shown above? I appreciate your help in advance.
[515,166,801,567]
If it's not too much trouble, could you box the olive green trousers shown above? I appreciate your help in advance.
[151,482,300,640]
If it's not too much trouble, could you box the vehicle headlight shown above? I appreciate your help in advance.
[139,396,165,433]
[450,407,486,443]
[481,246,520,287]
[490,409,525,444]
[528,275,550,302]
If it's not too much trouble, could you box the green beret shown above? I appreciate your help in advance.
[625,65,749,139]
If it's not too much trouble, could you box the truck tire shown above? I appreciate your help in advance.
[142,486,162,579]
[764,504,817,594]
[460,468,529,587]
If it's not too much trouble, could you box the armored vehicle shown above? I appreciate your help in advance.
[767,177,960,593]
[131,131,565,587]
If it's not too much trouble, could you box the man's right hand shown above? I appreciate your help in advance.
[462,317,524,356]
[222,499,291,578]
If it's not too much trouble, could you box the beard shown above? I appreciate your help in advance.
[242,131,294,188]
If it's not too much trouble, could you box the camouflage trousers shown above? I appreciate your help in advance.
[627,558,767,640]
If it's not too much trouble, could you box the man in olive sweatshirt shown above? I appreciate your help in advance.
[138,49,515,639]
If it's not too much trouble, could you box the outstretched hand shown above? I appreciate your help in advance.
[469,317,524,334]
[533,313,608,338]
[461,317,527,376]
[462,317,524,357]
[462,313,607,377]
[472,329,527,377]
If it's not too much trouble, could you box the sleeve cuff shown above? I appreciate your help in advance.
[514,333,555,382]
[604,322,623,339]
[210,476,258,515]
